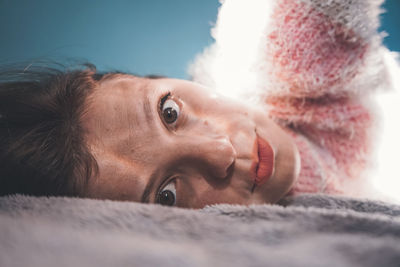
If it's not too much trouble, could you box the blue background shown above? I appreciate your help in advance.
[0,0,398,79]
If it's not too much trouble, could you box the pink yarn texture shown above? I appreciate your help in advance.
[190,0,392,196]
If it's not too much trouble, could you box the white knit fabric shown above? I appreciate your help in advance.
[188,0,400,200]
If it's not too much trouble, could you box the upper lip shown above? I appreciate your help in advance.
[250,134,275,186]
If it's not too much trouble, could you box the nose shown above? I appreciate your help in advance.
[176,135,237,179]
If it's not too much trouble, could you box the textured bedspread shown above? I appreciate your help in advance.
[0,194,399,267]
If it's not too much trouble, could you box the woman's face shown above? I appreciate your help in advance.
[82,75,300,208]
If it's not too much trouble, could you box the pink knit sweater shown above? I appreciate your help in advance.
[264,0,376,195]
[264,0,383,196]
[272,98,372,196]
[190,0,388,196]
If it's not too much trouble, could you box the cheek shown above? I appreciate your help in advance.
[183,179,248,208]
[198,189,247,207]
[178,89,237,115]
[184,100,253,133]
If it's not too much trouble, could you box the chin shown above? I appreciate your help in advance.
[256,134,300,204]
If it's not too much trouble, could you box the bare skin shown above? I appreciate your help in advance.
[82,75,300,208]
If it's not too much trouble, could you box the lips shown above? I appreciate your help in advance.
[251,135,275,185]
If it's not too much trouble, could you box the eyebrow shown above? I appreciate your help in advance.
[141,172,158,203]
[140,87,159,203]
[143,95,153,123]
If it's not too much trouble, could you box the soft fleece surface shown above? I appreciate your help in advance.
[1,194,399,267]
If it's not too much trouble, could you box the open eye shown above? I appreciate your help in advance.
[160,93,180,125]
[156,181,176,206]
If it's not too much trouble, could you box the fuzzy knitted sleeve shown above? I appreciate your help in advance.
[189,0,393,195]
[260,0,386,98]
[259,0,390,194]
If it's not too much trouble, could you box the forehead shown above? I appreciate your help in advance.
[97,74,150,101]
[82,75,163,200]
[85,75,155,134]
[84,74,165,153]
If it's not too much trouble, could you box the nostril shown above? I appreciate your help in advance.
[225,160,235,178]
[211,159,235,179]
[210,137,236,179]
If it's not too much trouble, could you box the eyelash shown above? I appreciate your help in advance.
[159,91,171,111]
[155,177,178,206]
[158,91,185,129]
[156,92,186,206]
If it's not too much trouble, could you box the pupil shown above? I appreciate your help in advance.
[163,108,177,123]
[158,190,175,206]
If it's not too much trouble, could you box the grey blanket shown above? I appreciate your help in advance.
[1,194,399,267]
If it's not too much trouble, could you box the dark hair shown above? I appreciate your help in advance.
[0,62,99,196]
